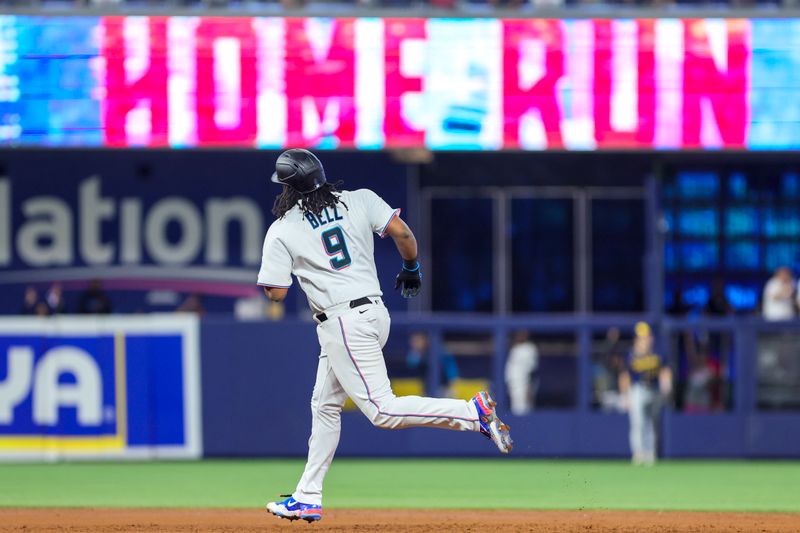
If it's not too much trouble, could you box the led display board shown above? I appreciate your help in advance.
[1,16,799,150]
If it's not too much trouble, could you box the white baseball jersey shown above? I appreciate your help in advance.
[257,189,400,313]
[762,276,796,321]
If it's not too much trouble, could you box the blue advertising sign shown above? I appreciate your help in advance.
[0,149,274,314]
[0,315,201,459]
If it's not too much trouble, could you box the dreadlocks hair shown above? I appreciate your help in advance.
[272,180,348,219]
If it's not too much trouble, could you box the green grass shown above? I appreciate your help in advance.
[0,459,798,512]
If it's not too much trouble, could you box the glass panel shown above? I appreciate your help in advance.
[782,172,800,198]
[758,332,800,410]
[724,207,758,237]
[591,198,645,311]
[663,209,675,236]
[386,329,494,400]
[725,283,760,311]
[526,333,577,409]
[510,198,574,312]
[725,241,760,270]
[682,283,710,308]
[680,242,718,270]
[665,241,677,273]
[430,197,494,312]
[664,166,800,315]
[443,331,493,400]
[763,208,800,238]
[765,243,800,271]
[676,171,719,199]
[728,172,748,199]
[678,208,718,237]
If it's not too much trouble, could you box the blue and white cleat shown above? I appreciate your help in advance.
[266,495,323,522]
[472,391,513,454]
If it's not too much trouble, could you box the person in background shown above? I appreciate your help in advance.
[177,293,206,315]
[703,276,732,390]
[406,332,429,377]
[45,283,66,314]
[683,342,718,413]
[619,322,672,466]
[797,272,800,313]
[666,285,697,411]
[594,327,626,412]
[21,286,42,315]
[78,279,112,314]
[762,267,796,321]
[705,277,734,316]
[667,287,692,316]
[406,332,460,395]
[505,330,539,415]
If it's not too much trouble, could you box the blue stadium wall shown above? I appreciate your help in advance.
[1,149,800,458]
[200,317,800,458]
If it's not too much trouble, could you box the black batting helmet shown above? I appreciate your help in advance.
[270,149,327,194]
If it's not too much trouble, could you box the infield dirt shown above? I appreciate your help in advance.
[1,508,798,532]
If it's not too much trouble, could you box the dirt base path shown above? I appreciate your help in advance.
[1,508,798,532]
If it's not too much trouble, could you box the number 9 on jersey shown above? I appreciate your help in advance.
[321,227,352,270]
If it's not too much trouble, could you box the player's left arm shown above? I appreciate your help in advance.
[385,216,422,298]
[618,371,631,410]
[618,371,631,395]
[659,365,673,397]
[385,216,418,262]
[359,189,421,298]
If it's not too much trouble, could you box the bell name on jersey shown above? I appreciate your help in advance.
[304,206,345,230]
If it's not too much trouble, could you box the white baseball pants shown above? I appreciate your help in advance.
[507,380,532,416]
[628,383,658,462]
[292,299,481,505]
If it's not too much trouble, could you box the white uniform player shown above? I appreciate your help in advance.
[260,149,512,523]
[505,331,539,415]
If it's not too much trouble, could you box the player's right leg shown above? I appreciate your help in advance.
[267,350,347,521]
[292,351,348,505]
[318,302,512,453]
[628,384,645,465]
[641,390,657,465]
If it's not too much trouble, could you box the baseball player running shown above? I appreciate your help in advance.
[260,149,513,523]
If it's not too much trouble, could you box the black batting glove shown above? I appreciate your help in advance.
[395,259,422,298]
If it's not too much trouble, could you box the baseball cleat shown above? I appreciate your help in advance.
[266,495,322,522]
[472,391,513,454]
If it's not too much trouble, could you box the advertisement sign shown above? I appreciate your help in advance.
[0,173,265,294]
[0,314,201,459]
[0,16,798,150]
